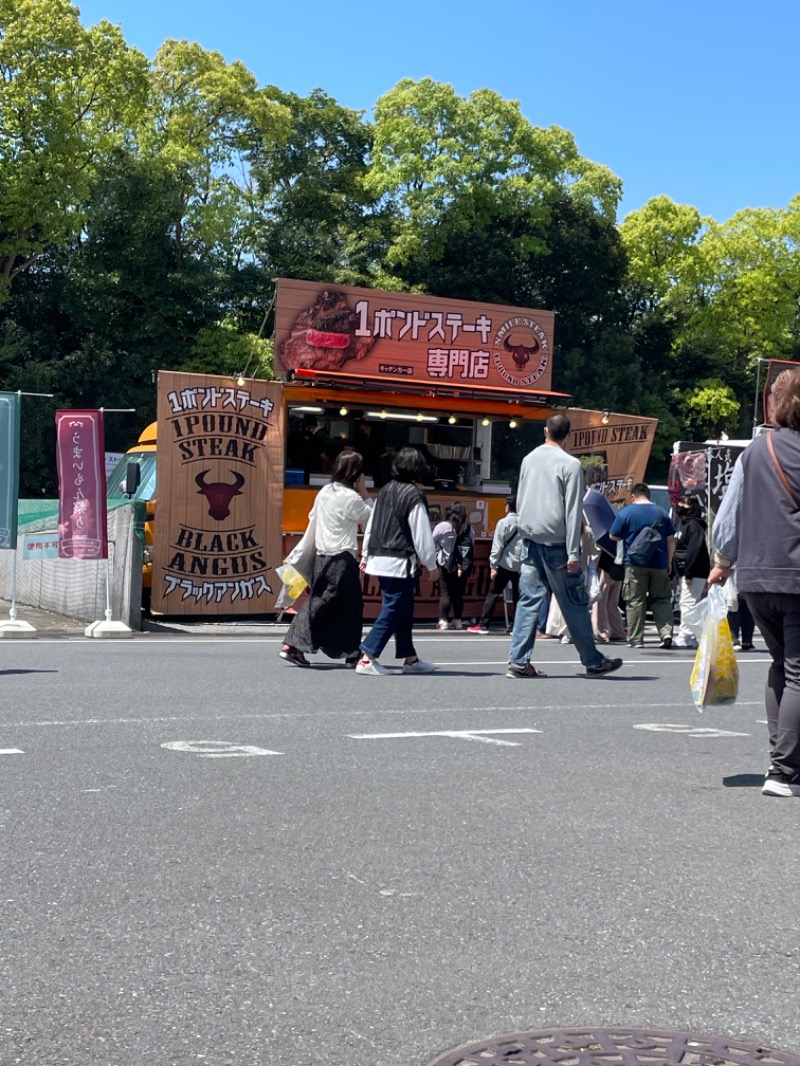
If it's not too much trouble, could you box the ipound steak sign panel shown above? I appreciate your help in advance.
[274,278,556,392]
[151,371,285,616]
[566,409,659,502]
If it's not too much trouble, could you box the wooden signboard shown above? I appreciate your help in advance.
[566,408,659,503]
[151,371,285,616]
[274,278,556,393]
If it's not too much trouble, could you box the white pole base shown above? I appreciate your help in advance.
[0,619,38,638]
[84,620,133,639]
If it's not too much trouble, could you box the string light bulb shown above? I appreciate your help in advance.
[236,375,246,387]
[481,417,491,427]
[448,415,457,425]
[339,406,348,416]
[380,409,388,419]
[416,411,425,421]
[601,411,610,425]
[509,419,518,429]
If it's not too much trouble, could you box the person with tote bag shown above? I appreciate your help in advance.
[279,450,372,668]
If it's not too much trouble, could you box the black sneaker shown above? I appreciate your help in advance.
[506,663,547,679]
[659,636,673,649]
[762,770,800,797]
[586,656,623,677]
[279,644,310,667]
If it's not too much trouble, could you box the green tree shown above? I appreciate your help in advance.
[367,78,622,274]
[619,195,709,313]
[695,201,800,370]
[139,39,291,269]
[251,87,380,288]
[682,378,741,440]
[0,0,149,299]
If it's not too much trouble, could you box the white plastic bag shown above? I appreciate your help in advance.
[724,568,739,611]
[284,511,317,585]
[681,591,710,639]
[689,584,739,710]
[545,596,567,637]
[586,559,601,604]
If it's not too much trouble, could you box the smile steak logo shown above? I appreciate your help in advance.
[492,316,549,386]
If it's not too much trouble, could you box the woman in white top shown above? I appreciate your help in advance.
[280,450,372,667]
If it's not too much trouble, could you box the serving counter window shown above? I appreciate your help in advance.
[284,403,479,489]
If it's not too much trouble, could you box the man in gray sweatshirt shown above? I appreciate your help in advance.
[507,413,623,678]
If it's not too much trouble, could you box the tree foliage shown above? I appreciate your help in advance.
[2,4,800,492]
[0,0,149,297]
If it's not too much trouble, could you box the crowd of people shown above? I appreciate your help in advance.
[279,373,800,799]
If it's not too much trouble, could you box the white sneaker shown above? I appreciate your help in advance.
[437,620,449,631]
[402,659,437,674]
[450,620,463,630]
[674,637,697,649]
[355,657,392,675]
[762,772,800,797]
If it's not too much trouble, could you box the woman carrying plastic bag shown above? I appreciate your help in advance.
[689,584,739,710]
[708,367,800,798]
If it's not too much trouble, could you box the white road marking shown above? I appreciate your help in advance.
[3,640,767,664]
[0,700,763,729]
[0,748,24,754]
[634,723,750,738]
[348,728,542,747]
[161,740,282,757]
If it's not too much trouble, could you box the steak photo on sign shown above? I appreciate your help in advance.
[280,289,376,372]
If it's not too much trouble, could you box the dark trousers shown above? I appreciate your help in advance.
[438,566,467,622]
[744,591,800,776]
[479,566,520,627]
[728,595,755,645]
[361,575,417,661]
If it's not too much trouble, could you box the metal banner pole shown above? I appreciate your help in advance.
[105,547,113,623]
[83,408,136,638]
[9,547,18,621]
[0,390,50,638]
[753,358,765,436]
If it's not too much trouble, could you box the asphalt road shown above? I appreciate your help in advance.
[1,627,798,1066]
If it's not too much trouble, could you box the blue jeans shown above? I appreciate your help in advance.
[508,540,604,669]
[361,575,417,661]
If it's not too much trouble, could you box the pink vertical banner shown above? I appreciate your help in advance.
[56,410,108,559]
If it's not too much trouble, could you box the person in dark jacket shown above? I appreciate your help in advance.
[356,447,438,675]
[672,494,710,648]
[709,367,800,797]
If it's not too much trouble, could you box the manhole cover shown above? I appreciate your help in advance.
[427,1027,800,1066]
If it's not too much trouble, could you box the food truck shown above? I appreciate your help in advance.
[108,279,658,619]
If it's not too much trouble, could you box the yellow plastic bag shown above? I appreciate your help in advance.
[275,563,308,602]
[689,584,739,709]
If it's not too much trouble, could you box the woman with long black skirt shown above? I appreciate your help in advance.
[280,450,372,667]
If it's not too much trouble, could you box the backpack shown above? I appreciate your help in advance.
[627,514,663,568]
[445,527,474,577]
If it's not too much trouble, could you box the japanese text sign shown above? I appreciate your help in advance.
[274,279,556,392]
[150,372,285,617]
[55,410,108,559]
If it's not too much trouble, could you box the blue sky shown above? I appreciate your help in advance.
[75,0,799,223]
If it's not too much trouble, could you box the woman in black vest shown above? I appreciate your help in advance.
[356,447,438,675]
